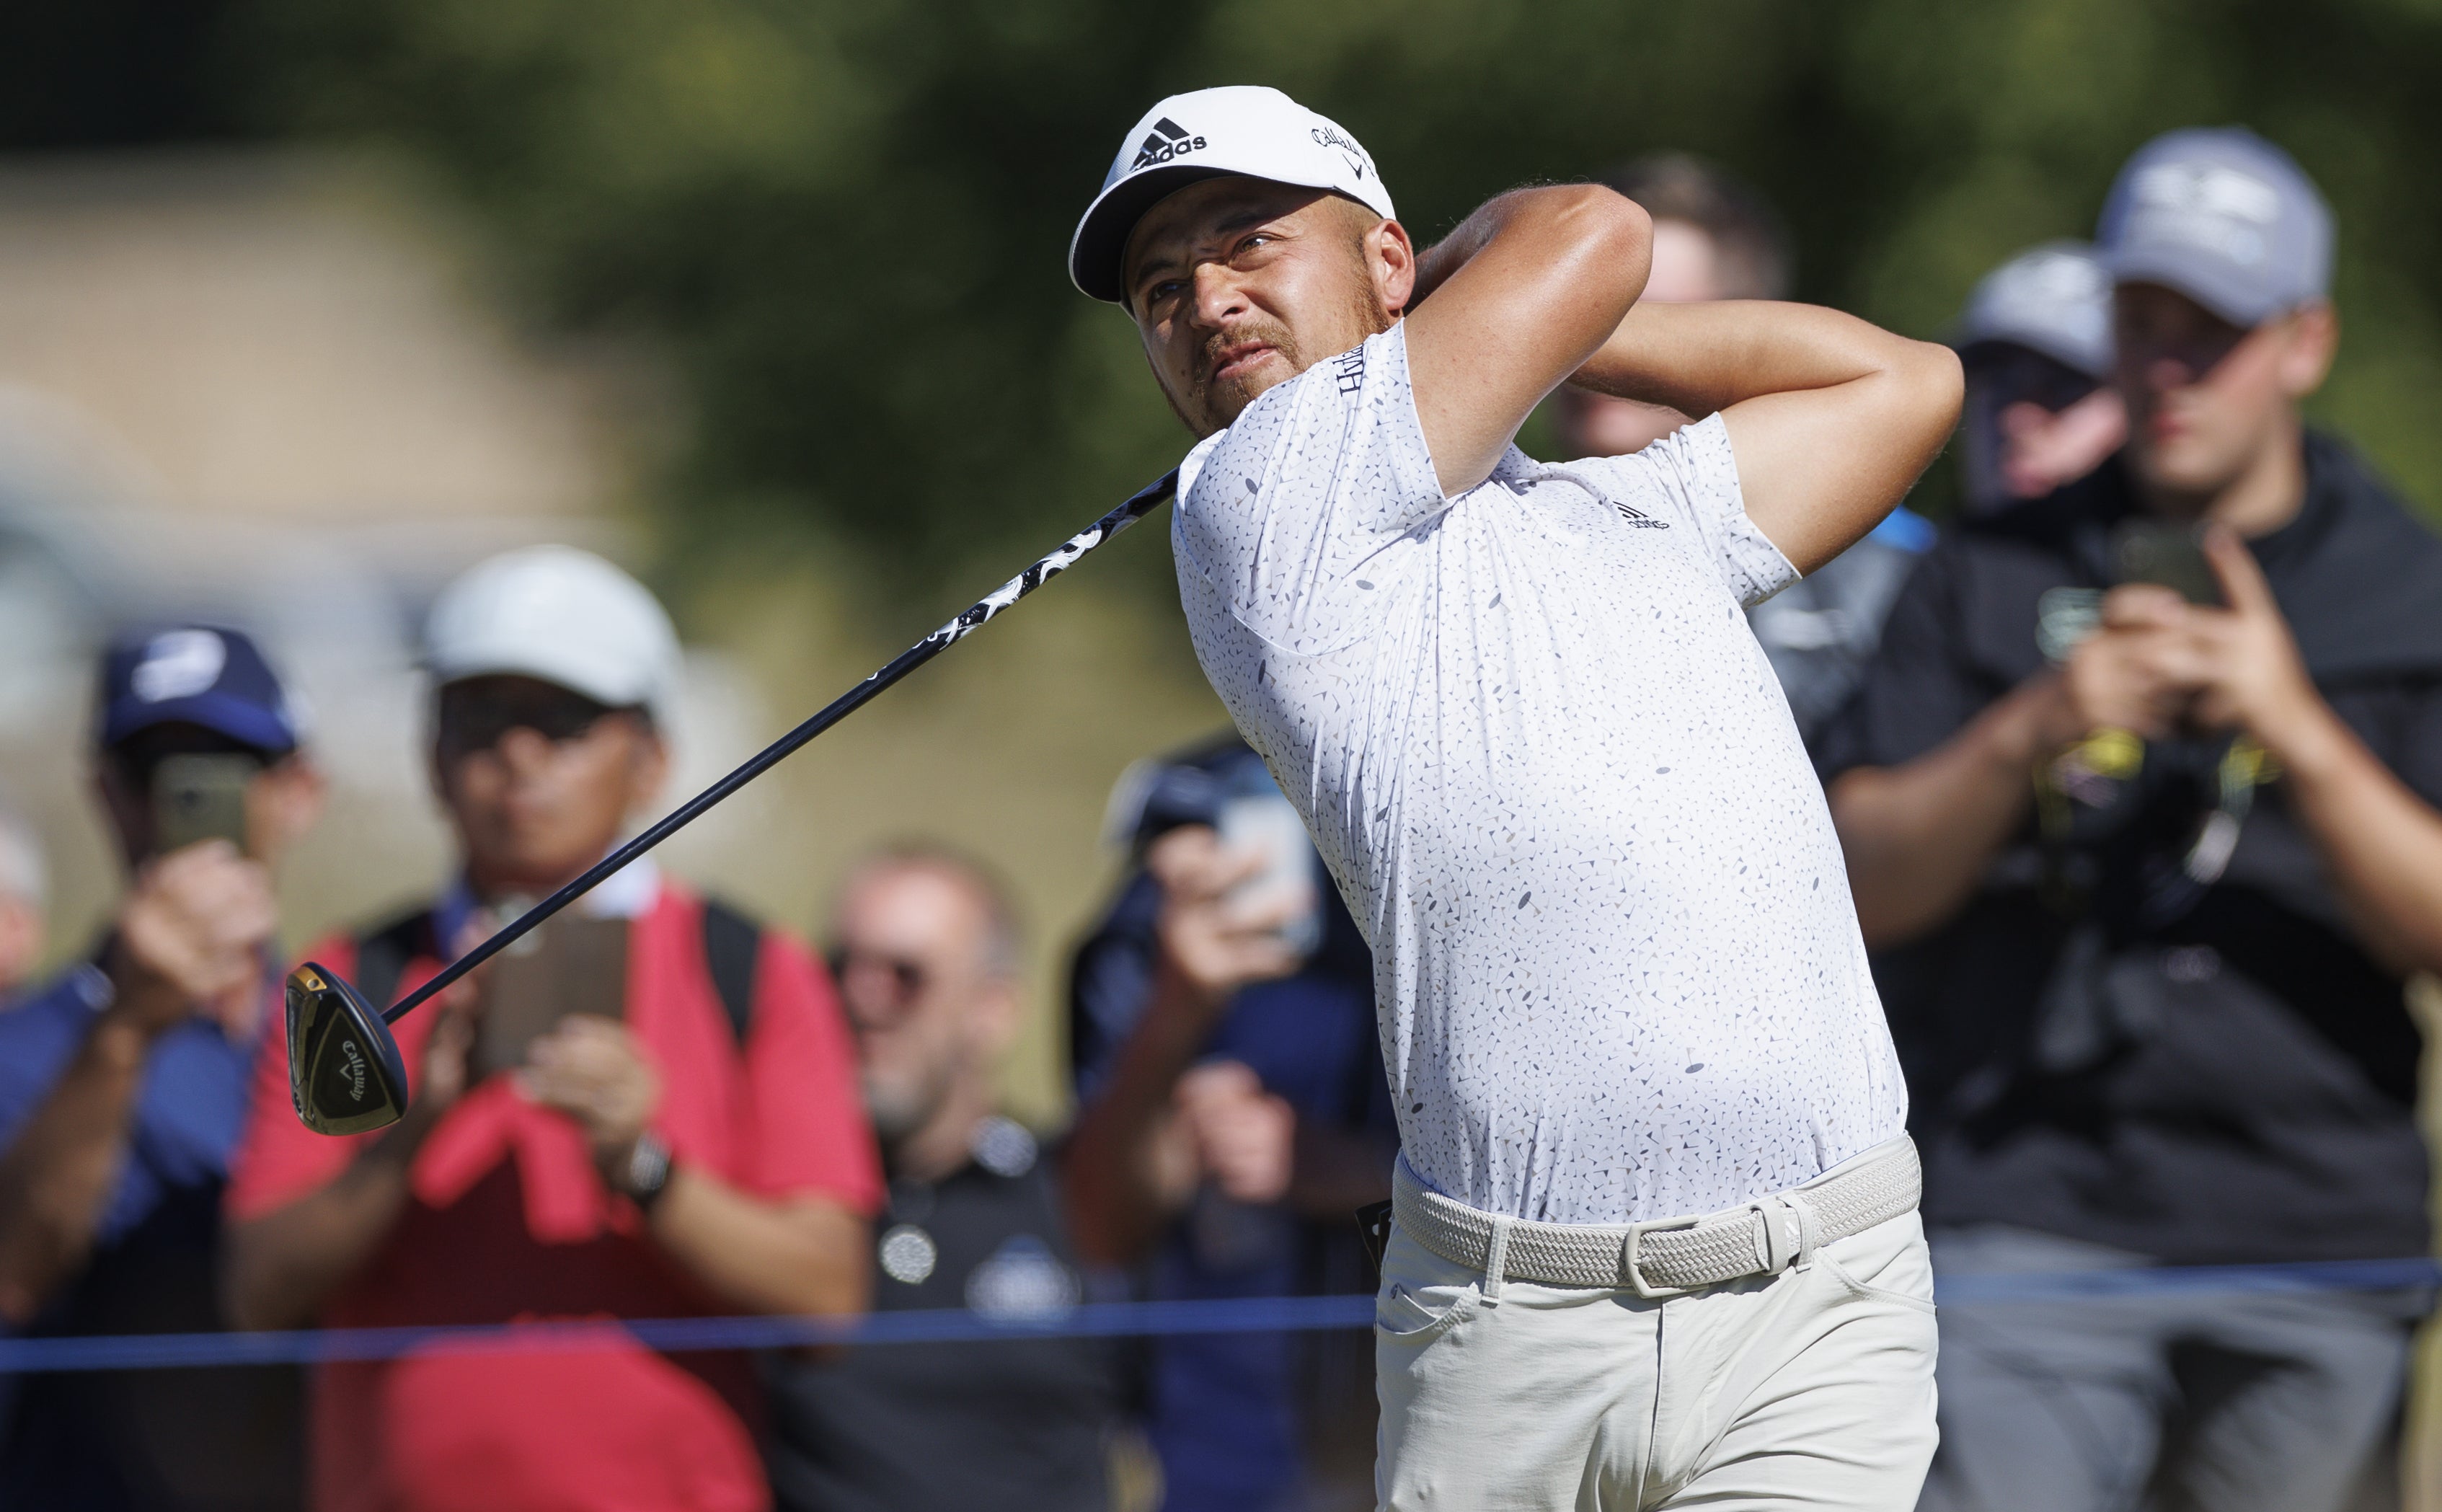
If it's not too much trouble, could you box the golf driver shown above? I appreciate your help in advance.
[286,469,1180,1134]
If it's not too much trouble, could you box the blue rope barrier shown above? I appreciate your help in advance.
[1934,1255,2438,1304]
[0,1294,1376,1375]
[2,1257,2433,1375]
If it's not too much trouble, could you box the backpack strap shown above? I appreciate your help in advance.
[699,897,762,1047]
[352,906,438,1020]
[350,899,759,1044]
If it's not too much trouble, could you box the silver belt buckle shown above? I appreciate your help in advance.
[1621,1215,1702,1299]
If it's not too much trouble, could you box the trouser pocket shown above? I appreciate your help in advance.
[1819,1210,1937,1313]
[1373,1225,1479,1345]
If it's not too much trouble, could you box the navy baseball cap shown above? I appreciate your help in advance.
[2097,127,2332,328]
[1954,242,2114,379]
[97,626,301,755]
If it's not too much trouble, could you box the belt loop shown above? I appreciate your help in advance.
[1786,1191,1821,1271]
[1481,1216,1512,1305]
[1754,1197,1795,1274]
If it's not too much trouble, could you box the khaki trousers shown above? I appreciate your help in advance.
[1375,1208,1939,1511]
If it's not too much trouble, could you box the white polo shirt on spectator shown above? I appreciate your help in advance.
[1172,321,1908,1226]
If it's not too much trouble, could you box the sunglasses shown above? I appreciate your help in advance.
[1966,347,2101,416]
[826,947,932,1006]
[436,681,629,759]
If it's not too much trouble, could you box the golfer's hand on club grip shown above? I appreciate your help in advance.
[110,841,276,1038]
[1148,826,1304,1019]
[519,1017,663,1171]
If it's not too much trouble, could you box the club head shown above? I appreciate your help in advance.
[286,962,411,1136]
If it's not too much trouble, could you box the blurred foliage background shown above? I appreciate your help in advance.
[14,0,2442,615]
[11,0,2442,1120]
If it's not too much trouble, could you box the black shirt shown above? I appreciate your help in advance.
[1821,433,2442,1265]
[764,1118,1117,1512]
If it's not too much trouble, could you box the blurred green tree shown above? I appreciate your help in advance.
[224,0,2442,614]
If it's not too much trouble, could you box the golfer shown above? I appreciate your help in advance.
[1070,87,1961,1508]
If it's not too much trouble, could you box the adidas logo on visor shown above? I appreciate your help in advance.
[1131,117,1209,171]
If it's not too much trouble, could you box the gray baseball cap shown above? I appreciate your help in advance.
[1955,241,2114,379]
[2097,126,2331,328]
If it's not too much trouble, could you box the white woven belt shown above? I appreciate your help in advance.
[1391,1136,1921,1299]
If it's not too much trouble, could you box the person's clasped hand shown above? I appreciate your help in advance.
[399,919,498,1129]
[1174,1060,1296,1206]
[519,1017,664,1173]
[2052,528,2317,750]
[1146,825,1305,1018]
[109,839,278,1040]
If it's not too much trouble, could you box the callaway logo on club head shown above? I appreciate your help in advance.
[338,1039,367,1101]
[1131,118,1208,171]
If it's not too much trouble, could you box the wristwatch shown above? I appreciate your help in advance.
[618,1131,675,1212]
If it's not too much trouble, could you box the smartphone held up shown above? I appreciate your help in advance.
[152,753,259,856]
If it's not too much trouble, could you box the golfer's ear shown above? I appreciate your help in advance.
[1373,218,1417,316]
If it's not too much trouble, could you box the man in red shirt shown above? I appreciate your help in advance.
[224,546,880,1512]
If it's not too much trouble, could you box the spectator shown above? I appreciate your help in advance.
[0,794,47,996]
[223,546,880,1512]
[1823,128,2442,1512]
[1561,151,1934,740]
[765,845,1118,1512]
[1955,242,2127,517]
[0,625,322,1508]
[1066,736,1393,1512]
[1554,152,1792,459]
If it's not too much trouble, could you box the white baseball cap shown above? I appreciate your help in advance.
[1069,85,1396,304]
[423,545,681,726]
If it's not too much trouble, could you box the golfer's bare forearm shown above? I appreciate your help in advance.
[1831,676,2063,947]
[2253,699,2442,974]
[1063,959,1216,1266]
[221,1128,427,1331]
[645,1178,867,1317]
[0,1017,156,1322]
[1575,301,1963,572]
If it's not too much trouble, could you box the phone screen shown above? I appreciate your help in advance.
[474,914,631,1079]
[152,753,260,856]
[1217,794,1324,960]
[2111,521,2224,606]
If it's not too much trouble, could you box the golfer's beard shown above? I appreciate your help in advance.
[1174,282,1394,435]
[1175,315,1302,434]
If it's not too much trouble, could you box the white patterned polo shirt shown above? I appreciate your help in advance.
[1172,322,1907,1226]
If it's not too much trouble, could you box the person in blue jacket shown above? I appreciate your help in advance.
[1066,734,1394,1512]
[0,624,322,1510]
